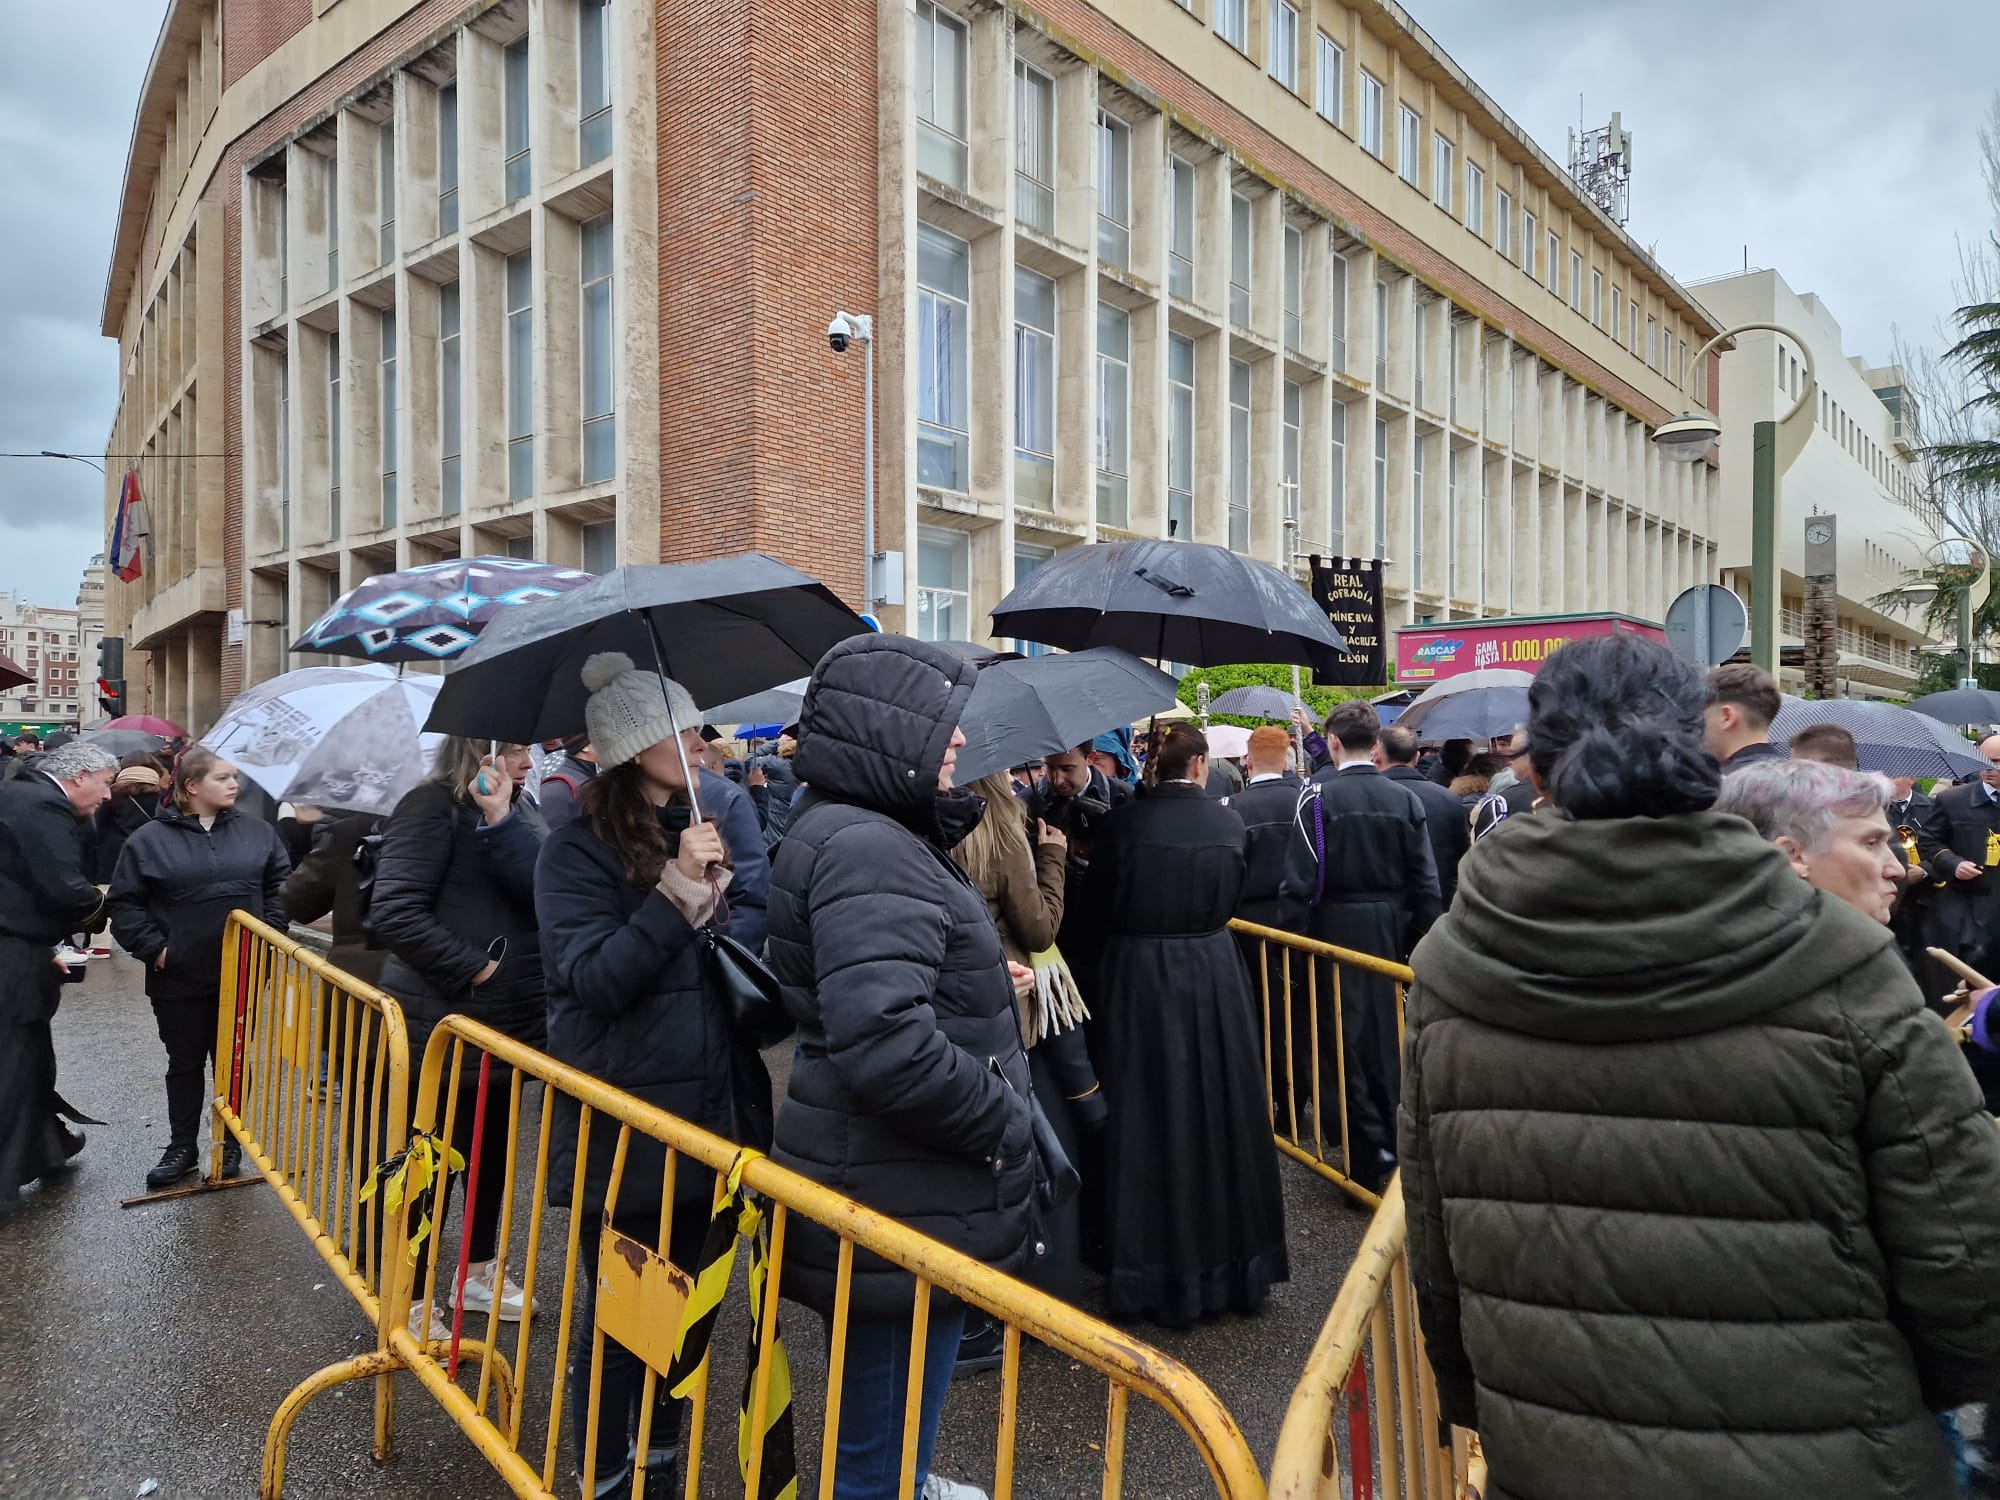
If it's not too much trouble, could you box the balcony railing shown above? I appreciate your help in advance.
[1780,607,1923,673]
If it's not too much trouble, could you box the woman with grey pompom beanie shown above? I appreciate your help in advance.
[535,650,779,1497]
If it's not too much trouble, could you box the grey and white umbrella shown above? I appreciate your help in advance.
[1208,685,1302,721]
[1396,668,1536,742]
[1770,696,1987,781]
[201,664,443,816]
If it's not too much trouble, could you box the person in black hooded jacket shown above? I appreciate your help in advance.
[108,747,290,1191]
[367,735,544,1326]
[768,634,1035,1500]
[536,652,778,1498]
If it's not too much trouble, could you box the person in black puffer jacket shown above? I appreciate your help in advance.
[768,635,1035,1500]
[368,735,544,1326]
[91,758,164,884]
[537,652,780,1497]
[108,748,290,1192]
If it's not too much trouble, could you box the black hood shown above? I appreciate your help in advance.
[793,635,978,836]
[1415,810,1895,1044]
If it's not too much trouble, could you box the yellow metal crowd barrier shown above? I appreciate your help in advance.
[1268,1178,1482,1500]
[209,911,414,1471]
[248,1002,1268,1500]
[1228,919,1415,1208]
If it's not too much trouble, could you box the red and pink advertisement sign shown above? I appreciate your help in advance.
[1395,613,1666,682]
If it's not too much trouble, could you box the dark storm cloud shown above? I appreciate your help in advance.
[1406,0,2000,358]
[0,2,160,596]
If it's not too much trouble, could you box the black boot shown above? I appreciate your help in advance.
[953,1314,1005,1378]
[146,1142,198,1191]
[221,1137,243,1178]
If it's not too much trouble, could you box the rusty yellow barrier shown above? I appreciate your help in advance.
[1229,919,1414,1208]
[1268,1177,1483,1500]
[209,910,413,1467]
[260,1010,1271,1500]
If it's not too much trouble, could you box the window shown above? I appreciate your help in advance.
[1229,192,1252,326]
[278,358,290,548]
[579,0,612,164]
[582,520,616,574]
[325,156,340,291]
[1015,61,1054,233]
[1520,210,1535,278]
[440,280,461,514]
[1328,248,1348,369]
[1610,285,1622,344]
[1465,162,1484,236]
[1096,302,1130,527]
[437,84,459,234]
[1328,399,1346,553]
[916,224,970,491]
[378,121,395,263]
[1359,71,1383,157]
[1546,230,1560,295]
[1215,0,1246,51]
[1013,545,1055,656]
[506,250,534,499]
[1412,435,1424,585]
[1167,156,1195,300]
[1315,35,1342,123]
[1372,415,1387,558]
[1591,269,1603,326]
[581,214,615,484]
[916,1,968,187]
[1646,316,1657,369]
[379,307,397,526]
[1398,106,1421,186]
[506,534,536,560]
[1374,277,1387,388]
[916,525,968,642]
[1283,224,1303,351]
[1269,0,1298,91]
[1097,111,1131,267]
[1627,298,1638,351]
[1569,250,1582,311]
[1433,134,1453,213]
[1678,339,1688,388]
[1168,334,1195,540]
[1495,188,1512,259]
[1228,359,1251,551]
[503,35,531,202]
[327,333,341,534]
[1014,267,1055,508]
[1282,379,1302,551]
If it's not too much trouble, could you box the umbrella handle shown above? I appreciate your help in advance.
[641,612,704,824]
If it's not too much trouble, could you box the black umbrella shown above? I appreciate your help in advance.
[1907,688,2000,728]
[81,728,166,758]
[955,648,1180,785]
[1209,684,1301,721]
[989,540,1345,672]
[1396,670,1536,741]
[424,555,866,746]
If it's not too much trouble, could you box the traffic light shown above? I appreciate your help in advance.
[97,677,124,714]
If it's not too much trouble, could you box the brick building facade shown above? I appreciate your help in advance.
[102,0,1722,733]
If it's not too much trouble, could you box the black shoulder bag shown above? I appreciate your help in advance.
[697,925,793,1050]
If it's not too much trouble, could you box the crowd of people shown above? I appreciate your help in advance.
[11,630,2000,1498]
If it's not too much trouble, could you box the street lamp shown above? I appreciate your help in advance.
[1652,322,1816,675]
[38,450,106,474]
[827,312,878,610]
[1896,535,1991,690]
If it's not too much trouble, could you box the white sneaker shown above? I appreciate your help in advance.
[454,1258,531,1321]
[406,1301,438,1340]
[922,1477,989,1500]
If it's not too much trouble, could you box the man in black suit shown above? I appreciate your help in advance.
[1222,725,1306,1112]
[1377,724,1471,921]
[1885,777,1937,988]
[1917,735,2000,982]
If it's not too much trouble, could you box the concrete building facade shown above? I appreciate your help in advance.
[102,0,1723,732]
[1691,268,1942,695]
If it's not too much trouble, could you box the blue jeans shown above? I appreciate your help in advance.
[828,1304,966,1500]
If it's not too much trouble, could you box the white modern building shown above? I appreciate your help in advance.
[1691,268,1942,695]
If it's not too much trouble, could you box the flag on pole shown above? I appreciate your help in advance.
[110,469,150,583]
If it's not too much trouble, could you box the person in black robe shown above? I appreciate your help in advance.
[1082,725,1288,1328]
[1279,701,1440,1194]
[0,743,117,1206]
[1917,741,2000,982]
[1221,724,1307,1114]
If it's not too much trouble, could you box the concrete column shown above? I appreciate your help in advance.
[461,241,507,517]
[1192,152,1230,322]
[540,207,582,495]
[1055,267,1095,530]
[1249,354,1282,562]
[532,0,581,187]
[968,226,1009,506]
[459,29,505,226]
[403,271,441,523]
[1129,298,1167,538]
[967,7,1011,210]
[1250,188,1282,347]
[616,0,659,562]
[1054,67,1097,253]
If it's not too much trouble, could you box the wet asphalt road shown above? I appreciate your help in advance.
[1,949,1367,1500]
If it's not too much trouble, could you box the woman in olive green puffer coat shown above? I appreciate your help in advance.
[1400,635,2000,1500]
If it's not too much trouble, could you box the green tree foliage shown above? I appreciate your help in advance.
[1173,663,1406,729]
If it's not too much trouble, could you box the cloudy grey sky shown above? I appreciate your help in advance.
[1409,0,2000,358]
[1,1,1996,615]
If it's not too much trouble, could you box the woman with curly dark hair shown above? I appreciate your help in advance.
[1402,633,2000,1499]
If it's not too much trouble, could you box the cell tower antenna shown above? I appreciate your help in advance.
[1569,110,1633,225]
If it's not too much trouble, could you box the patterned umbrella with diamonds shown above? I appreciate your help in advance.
[290,555,595,664]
